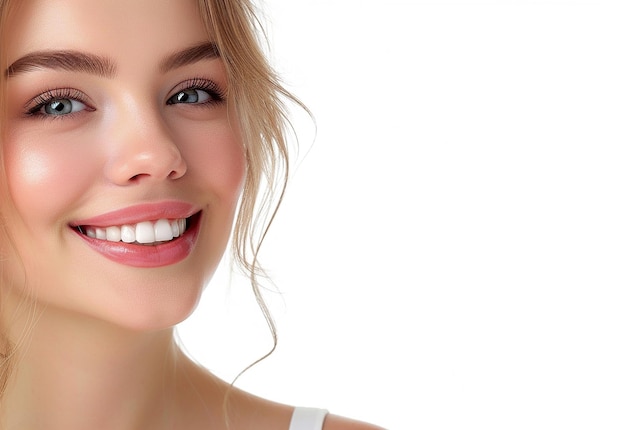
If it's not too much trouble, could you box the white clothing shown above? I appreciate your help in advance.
[288,407,329,430]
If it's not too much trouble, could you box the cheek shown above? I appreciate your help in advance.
[3,130,99,229]
[180,120,247,203]
[8,149,53,186]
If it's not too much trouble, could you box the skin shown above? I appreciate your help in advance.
[0,1,384,429]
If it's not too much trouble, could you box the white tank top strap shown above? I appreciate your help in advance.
[289,407,329,430]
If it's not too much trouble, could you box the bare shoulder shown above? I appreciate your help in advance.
[323,413,387,430]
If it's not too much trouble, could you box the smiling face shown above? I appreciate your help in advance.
[0,0,246,330]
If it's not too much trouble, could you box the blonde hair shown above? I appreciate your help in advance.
[0,0,305,397]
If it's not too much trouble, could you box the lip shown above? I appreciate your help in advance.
[71,201,202,268]
[71,201,198,228]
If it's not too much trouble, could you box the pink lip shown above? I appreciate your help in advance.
[72,201,197,227]
[71,201,202,268]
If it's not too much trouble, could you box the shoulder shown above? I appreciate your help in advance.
[323,413,386,430]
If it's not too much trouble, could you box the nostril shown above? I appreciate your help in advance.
[106,138,187,185]
[128,173,144,182]
[168,169,184,180]
[125,169,182,183]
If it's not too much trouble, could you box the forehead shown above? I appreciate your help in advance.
[5,0,210,65]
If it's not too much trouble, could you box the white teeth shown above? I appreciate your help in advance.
[106,226,121,242]
[171,219,180,237]
[135,221,156,244]
[96,228,106,240]
[81,218,187,245]
[154,219,173,242]
[121,225,136,243]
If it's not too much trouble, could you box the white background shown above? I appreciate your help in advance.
[178,1,626,429]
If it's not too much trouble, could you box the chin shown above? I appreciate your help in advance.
[113,297,201,333]
[92,273,208,333]
[17,264,210,335]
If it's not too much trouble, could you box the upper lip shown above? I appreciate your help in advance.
[70,201,199,228]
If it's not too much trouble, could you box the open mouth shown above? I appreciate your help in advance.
[73,212,201,246]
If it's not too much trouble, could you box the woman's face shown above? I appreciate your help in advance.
[1,0,246,330]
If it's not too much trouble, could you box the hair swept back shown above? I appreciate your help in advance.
[196,0,308,370]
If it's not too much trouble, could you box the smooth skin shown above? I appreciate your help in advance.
[0,1,383,429]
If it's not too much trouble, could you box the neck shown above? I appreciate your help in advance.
[0,302,206,430]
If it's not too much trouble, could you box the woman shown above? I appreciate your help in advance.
[0,0,383,429]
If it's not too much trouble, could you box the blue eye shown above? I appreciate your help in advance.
[167,88,212,105]
[43,98,88,116]
[26,88,92,118]
[166,79,225,107]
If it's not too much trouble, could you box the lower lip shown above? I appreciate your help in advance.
[74,215,201,268]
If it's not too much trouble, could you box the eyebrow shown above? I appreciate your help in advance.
[6,51,115,78]
[5,41,220,78]
[159,42,220,73]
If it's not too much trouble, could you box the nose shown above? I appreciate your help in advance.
[104,107,187,185]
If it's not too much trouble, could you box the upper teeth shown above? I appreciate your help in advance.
[83,218,186,244]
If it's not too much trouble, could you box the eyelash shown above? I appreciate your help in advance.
[166,78,226,107]
[23,78,226,120]
[25,88,92,119]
